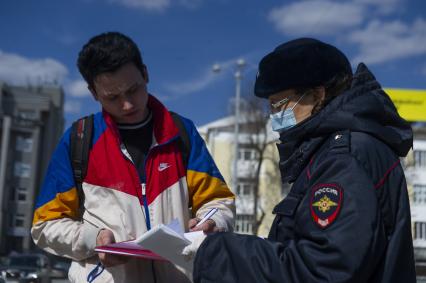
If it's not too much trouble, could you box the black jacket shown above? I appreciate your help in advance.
[193,64,416,283]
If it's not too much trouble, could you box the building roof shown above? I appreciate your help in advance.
[198,115,236,135]
[197,114,279,143]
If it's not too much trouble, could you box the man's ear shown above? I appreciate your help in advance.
[142,64,149,83]
[89,85,98,101]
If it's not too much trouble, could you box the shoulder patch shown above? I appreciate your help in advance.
[310,183,343,229]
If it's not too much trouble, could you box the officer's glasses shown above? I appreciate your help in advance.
[270,97,291,114]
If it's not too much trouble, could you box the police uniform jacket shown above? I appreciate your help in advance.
[193,63,416,283]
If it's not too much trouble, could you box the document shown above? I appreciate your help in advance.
[95,219,203,271]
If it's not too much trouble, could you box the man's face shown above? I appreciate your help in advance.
[90,62,149,124]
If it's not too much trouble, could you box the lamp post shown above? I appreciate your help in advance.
[212,59,246,193]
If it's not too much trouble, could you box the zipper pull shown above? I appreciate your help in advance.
[142,183,146,196]
[141,182,151,230]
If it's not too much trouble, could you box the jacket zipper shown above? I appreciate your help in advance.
[140,135,180,231]
[120,135,180,231]
[141,182,151,230]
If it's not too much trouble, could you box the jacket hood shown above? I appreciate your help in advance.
[279,63,413,157]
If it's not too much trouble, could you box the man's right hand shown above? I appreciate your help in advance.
[96,229,129,267]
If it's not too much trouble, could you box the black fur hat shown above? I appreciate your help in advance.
[254,38,352,98]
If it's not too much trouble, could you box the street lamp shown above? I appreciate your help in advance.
[212,59,246,194]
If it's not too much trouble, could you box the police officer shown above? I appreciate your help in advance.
[192,38,416,282]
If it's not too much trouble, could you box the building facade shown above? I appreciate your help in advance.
[0,82,64,254]
[405,125,426,278]
[198,115,283,236]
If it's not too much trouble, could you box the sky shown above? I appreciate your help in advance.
[0,0,425,129]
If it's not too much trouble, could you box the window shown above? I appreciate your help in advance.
[14,162,31,178]
[9,187,28,202]
[237,182,254,197]
[235,214,254,234]
[17,187,27,201]
[16,136,33,153]
[414,222,426,241]
[17,109,37,120]
[238,148,258,161]
[414,150,426,168]
[10,214,25,228]
[413,184,426,204]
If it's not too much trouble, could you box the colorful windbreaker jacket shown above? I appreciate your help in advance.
[31,95,235,283]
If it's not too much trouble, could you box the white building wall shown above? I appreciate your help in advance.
[408,139,426,249]
[198,117,281,235]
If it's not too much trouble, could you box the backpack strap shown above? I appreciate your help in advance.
[70,114,94,215]
[170,112,191,168]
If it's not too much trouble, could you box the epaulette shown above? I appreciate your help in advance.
[328,130,351,154]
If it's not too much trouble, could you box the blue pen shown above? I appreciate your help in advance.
[195,208,218,227]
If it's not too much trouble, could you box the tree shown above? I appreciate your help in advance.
[235,95,282,235]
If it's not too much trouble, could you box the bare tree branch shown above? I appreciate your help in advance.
[233,94,280,235]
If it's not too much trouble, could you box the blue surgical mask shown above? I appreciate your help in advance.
[270,94,305,133]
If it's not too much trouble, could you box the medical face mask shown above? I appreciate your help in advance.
[270,94,306,133]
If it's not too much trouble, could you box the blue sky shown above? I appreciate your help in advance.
[0,0,425,129]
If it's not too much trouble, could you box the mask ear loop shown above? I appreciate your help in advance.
[289,93,307,111]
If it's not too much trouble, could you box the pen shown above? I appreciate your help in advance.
[195,208,218,227]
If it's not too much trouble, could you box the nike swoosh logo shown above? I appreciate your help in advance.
[158,164,171,172]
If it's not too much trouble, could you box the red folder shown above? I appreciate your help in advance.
[95,244,167,261]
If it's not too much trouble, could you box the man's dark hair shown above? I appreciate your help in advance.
[77,32,145,88]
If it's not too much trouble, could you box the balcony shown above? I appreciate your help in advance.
[235,160,258,178]
[236,195,254,214]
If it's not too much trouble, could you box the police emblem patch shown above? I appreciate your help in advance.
[310,183,343,228]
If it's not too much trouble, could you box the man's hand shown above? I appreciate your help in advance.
[96,229,129,267]
[188,218,224,233]
[182,232,207,263]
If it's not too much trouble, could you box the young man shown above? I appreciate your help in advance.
[31,32,235,283]
[193,38,416,282]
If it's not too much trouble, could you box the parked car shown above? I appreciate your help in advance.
[0,253,51,283]
[50,260,70,279]
[0,261,6,283]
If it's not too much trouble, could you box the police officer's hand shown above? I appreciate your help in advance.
[96,229,130,267]
[188,218,224,233]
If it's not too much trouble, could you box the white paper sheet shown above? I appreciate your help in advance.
[95,219,204,271]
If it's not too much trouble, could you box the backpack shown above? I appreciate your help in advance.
[70,112,191,211]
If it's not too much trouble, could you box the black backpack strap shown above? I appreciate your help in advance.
[70,114,94,215]
[170,112,191,168]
